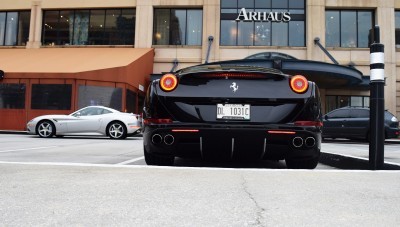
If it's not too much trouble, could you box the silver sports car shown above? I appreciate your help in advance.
[27,106,141,139]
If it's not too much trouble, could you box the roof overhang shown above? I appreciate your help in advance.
[0,48,154,88]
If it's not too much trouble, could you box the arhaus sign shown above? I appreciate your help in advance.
[235,8,291,22]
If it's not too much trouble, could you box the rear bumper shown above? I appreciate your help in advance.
[386,127,400,139]
[143,124,321,161]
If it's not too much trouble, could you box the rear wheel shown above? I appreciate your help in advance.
[285,157,319,169]
[144,146,174,166]
[36,120,56,138]
[107,121,127,139]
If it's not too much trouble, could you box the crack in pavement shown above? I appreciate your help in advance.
[241,176,266,226]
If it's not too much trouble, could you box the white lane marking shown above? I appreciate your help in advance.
[0,146,58,153]
[0,160,399,173]
[116,156,145,165]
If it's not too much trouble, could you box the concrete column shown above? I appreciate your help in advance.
[202,0,220,63]
[377,2,397,114]
[306,0,325,61]
[135,0,153,48]
[27,1,42,48]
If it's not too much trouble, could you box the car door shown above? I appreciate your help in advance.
[67,107,103,133]
[346,109,369,138]
[323,109,350,138]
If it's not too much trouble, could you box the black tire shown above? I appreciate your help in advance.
[285,156,319,169]
[144,146,174,166]
[106,121,127,139]
[36,120,56,138]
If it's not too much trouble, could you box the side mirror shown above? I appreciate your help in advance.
[324,115,329,120]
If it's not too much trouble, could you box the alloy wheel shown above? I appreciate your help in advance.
[108,123,126,139]
[37,121,54,138]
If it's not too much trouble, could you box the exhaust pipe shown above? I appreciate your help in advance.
[164,134,175,145]
[305,137,316,148]
[151,134,163,144]
[292,137,303,148]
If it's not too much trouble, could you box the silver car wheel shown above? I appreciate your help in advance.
[108,123,125,139]
[37,121,54,138]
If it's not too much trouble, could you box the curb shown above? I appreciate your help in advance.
[0,130,28,135]
[320,152,400,170]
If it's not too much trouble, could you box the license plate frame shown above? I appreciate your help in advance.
[216,104,250,120]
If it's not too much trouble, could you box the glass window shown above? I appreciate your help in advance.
[31,84,72,110]
[187,10,203,45]
[43,11,59,45]
[220,0,305,47]
[78,85,122,111]
[272,22,288,46]
[396,11,400,46]
[289,21,304,46]
[5,12,18,46]
[328,109,350,118]
[119,9,136,45]
[42,9,135,46]
[350,109,369,118]
[238,21,253,45]
[72,10,90,45]
[153,9,202,46]
[350,96,363,107]
[220,20,237,45]
[325,95,370,114]
[325,11,340,47]
[126,89,137,113]
[326,10,374,48]
[254,22,271,45]
[0,84,25,109]
[0,11,29,46]
[341,11,357,48]
[0,13,5,45]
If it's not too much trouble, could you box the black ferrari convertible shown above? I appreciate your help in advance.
[142,64,322,169]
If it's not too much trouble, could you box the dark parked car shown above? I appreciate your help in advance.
[323,107,400,141]
[142,64,323,169]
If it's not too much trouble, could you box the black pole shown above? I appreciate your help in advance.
[369,25,385,170]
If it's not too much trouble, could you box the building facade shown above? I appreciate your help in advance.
[1,0,400,130]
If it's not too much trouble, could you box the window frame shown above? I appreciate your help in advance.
[220,0,306,47]
[325,9,375,48]
[42,8,136,46]
[152,8,203,46]
[0,11,30,46]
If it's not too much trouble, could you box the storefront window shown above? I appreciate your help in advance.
[326,10,374,48]
[42,9,135,46]
[126,89,137,113]
[220,0,305,46]
[0,11,30,46]
[31,84,72,110]
[395,11,400,47]
[78,85,122,111]
[0,84,25,109]
[325,95,370,113]
[153,9,203,45]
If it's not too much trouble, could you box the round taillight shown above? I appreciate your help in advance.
[290,75,308,93]
[160,74,178,92]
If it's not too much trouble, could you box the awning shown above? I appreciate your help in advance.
[0,48,154,88]
[203,59,365,89]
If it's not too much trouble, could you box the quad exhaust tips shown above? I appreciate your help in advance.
[151,134,163,144]
[151,133,175,145]
[292,137,303,148]
[292,136,316,148]
[305,137,316,148]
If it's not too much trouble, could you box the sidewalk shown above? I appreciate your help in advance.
[320,139,400,170]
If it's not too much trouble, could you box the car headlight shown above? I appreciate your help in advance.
[391,116,398,122]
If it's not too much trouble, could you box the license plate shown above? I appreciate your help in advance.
[217,104,250,120]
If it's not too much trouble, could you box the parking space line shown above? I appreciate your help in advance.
[0,146,58,153]
[116,156,145,165]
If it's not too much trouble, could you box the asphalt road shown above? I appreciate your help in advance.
[0,134,335,169]
[1,134,400,226]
